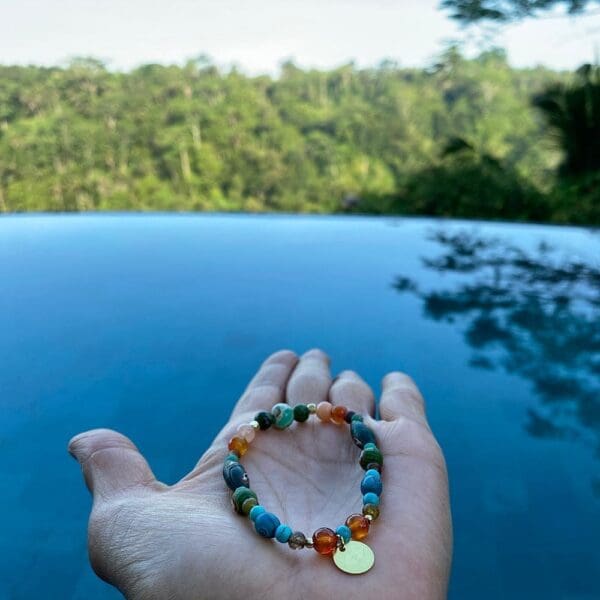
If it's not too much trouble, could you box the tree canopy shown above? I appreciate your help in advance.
[0,49,597,223]
[441,0,600,22]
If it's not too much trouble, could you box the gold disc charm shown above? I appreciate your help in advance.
[333,541,375,574]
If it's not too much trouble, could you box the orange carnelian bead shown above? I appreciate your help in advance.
[316,401,332,422]
[345,513,370,540]
[228,436,249,457]
[312,527,338,555]
[330,405,347,424]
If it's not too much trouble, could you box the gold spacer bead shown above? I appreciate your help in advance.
[307,403,317,414]
[365,514,374,521]
[304,538,314,548]
[250,420,260,430]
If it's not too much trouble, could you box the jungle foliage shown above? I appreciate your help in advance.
[0,49,598,223]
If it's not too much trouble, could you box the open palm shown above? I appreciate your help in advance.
[69,350,452,599]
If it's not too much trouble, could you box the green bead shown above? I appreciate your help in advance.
[255,411,275,430]
[272,403,294,429]
[293,404,310,422]
[231,486,258,515]
[360,447,383,470]
[241,496,258,515]
[225,453,239,463]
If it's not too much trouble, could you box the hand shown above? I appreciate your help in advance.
[69,349,452,599]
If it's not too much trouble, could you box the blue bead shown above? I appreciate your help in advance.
[365,469,381,480]
[254,512,281,538]
[336,525,351,543]
[275,524,292,543]
[363,492,380,506]
[361,474,383,495]
[249,505,266,522]
[363,442,377,451]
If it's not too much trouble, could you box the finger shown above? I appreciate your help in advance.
[229,350,298,420]
[68,429,157,500]
[286,348,332,406]
[379,372,427,422]
[329,370,375,417]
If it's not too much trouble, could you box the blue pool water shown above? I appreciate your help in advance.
[0,214,598,599]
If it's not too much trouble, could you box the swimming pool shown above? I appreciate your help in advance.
[0,214,598,599]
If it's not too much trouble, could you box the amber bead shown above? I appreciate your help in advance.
[228,436,249,457]
[312,527,338,555]
[331,405,347,425]
[345,513,370,540]
[288,531,308,549]
[362,503,380,520]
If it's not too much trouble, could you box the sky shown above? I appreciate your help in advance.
[0,0,599,73]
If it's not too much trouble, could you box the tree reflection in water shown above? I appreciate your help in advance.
[395,231,600,493]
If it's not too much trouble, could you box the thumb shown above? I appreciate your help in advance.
[68,429,158,500]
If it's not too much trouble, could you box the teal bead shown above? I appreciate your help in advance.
[336,525,351,543]
[351,414,364,422]
[361,473,383,495]
[363,492,380,506]
[275,524,293,543]
[272,403,294,429]
[249,505,266,522]
[254,512,281,538]
[223,461,250,491]
[351,421,376,449]
[363,442,377,451]
[365,468,381,480]
[225,453,239,463]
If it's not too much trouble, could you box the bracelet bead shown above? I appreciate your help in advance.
[361,472,383,495]
[237,423,256,442]
[272,403,294,429]
[232,486,258,514]
[331,405,347,424]
[359,446,383,470]
[345,513,370,540]
[249,505,266,522]
[228,436,249,456]
[312,527,338,555]
[223,460,250,490]
[254,411,275,430]
[362,504,380,520]
[351,421,376,449]
[293,404,310,422]
[254,512,281,538]
[275,524,293,543]
[316,401,333,422]
[288,531,308,549]
[335,525,352,543]
[362,492,380,506]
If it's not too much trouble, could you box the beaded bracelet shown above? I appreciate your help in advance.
[223,401,383,575]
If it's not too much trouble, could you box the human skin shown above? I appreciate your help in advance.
[69,349,452,599]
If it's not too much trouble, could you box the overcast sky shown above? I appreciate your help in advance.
[1,0,598,72]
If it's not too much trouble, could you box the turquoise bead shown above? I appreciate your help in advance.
[365,468,381,480]
[249,505,266,522]
[225,453,239,463]
[336,525,351,543]
[254,511,281,538]
[351,414,364,422]
[364,442,377,451]
[363,492,380,506]
[271,403,294,429]
[275,524,292,543]
[361,473,383,495]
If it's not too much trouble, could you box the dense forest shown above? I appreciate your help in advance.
[0,48,598,223]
